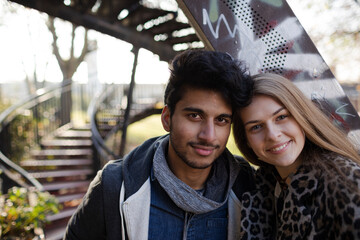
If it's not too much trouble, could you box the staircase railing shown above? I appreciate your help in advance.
[89,84,122,167]
[0,80,72,193]
[90,83,164,167]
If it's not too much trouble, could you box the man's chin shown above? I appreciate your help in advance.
[182,157,216,170]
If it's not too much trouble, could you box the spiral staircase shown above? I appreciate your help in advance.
[0,0,203,238]
[0,80,163,239]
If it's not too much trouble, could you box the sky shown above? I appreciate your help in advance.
[0,2,171,86]
[287,0,360,83]
[0,0,359,88]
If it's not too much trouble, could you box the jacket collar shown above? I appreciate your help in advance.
[122,135,168,199]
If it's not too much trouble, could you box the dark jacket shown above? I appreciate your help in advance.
[64,135,255,240]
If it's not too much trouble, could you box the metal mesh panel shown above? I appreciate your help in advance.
[223,0,287,74]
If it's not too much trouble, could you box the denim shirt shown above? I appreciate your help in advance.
[148,176,228,240]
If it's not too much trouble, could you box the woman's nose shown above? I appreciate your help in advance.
[266,124,281,140]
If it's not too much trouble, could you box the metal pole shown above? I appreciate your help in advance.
[119,46,139,157]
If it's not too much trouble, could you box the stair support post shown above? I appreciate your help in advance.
[119,46,139,157]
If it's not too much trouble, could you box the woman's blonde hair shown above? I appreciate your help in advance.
[233,73,360,166]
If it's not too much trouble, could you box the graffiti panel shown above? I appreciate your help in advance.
[177,0,360,145]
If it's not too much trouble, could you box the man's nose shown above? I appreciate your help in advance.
[198,121,216,142]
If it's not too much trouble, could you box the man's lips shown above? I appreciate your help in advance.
[190,143,219,156]
[267,140,291,153]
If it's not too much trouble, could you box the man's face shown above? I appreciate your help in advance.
[161,88,232,171]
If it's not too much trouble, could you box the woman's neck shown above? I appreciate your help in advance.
[275,157,303,182]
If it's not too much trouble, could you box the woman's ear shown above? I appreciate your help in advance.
[161,105,171,132]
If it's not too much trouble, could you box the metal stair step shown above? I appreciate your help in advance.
[46,207,77,222]
[70,124,91,131]
[21,159,93,167]
[44,225,67,240]
[56,192,86,203]
[56,130,92,139]
[30,149,92,158]
[29,169,93,178]
[42,180,91,191]
[40,139,92,148]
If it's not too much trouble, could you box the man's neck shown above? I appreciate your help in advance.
[165,141,214,190]
[167,163,212,190]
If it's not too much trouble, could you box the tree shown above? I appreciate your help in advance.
[46,17,96,81]
[46,17,97,125]
[287,0,360,83]
[1,1,96,105]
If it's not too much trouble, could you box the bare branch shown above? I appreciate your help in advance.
[46,17,66,74]
[70,23,76,60]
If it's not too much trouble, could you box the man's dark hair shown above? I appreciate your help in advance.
[164,49,253,115]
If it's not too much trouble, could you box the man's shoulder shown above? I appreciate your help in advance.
[103,159,124,171]
[97,159,124,180]
[92,159,124,195]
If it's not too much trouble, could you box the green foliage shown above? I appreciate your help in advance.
[0,102,11,114]
[7,114,35,165]
[0,187,60,239]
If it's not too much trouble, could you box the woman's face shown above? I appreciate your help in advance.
[240,95,305,178]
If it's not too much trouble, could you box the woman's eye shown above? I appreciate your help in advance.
[277,114,288,121]
[250,125,261,131]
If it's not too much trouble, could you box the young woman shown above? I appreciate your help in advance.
[233,73,360,239]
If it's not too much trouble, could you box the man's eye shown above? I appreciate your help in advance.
[188,113,200,119]
[217,117,230,124]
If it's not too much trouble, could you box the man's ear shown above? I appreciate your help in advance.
[161,105,171,132]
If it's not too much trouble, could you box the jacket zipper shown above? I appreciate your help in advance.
[183,212,194,240]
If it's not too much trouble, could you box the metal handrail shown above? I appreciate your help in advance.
[0,79,72,191]
[89,82,165,167]
[0,152,43,191]
[0,80,70,130]
[89,85,121,165]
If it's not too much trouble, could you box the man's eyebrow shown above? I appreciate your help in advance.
[219,113,232,119]
[183,107,232,118]
[182,107,204,113]
[244,107,285,126]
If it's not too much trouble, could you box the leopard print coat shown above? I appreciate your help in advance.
[240,153,360,239]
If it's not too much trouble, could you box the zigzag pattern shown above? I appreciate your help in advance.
[202,8,240,39]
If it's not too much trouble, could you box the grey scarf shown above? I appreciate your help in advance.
[153,136,241,214]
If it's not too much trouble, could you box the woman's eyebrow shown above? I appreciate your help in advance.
[243,106,285,126]
[273,107,285,116]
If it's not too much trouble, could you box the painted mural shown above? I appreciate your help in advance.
[177,0,360,146]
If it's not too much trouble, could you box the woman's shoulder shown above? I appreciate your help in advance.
[320,152,360,182]
[314,152,360,201]
[313,153,360,238]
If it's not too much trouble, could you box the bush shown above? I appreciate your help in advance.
[0,187,60,239]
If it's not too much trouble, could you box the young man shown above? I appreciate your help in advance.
[64,50,255,240]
